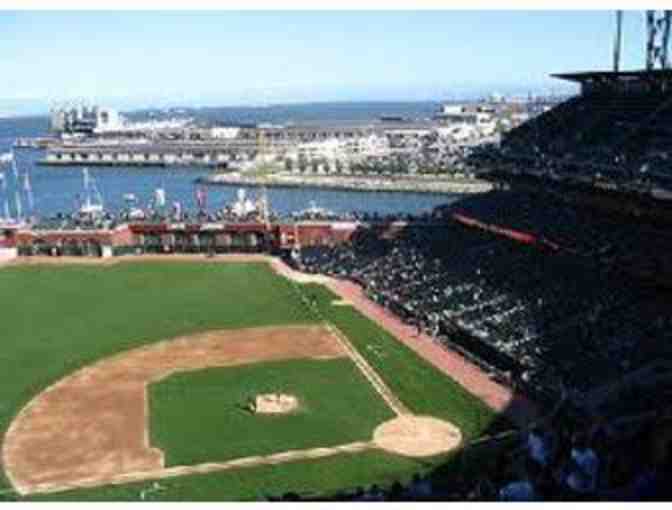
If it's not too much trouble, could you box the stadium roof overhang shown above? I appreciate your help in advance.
[552,69,672,85]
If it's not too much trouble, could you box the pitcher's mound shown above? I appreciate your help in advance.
[252,393,299,414]
[373,415,462,457]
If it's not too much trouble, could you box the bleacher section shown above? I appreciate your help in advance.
[483,88,672,186]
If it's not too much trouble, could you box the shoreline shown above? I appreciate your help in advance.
[197,173,493,195]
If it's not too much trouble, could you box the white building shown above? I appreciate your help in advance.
[436,106,497,137]
[50,104,126,134]
[286,138,346,163]
[93,107,124,133]
[286,134,390,166]
[344,134,390,158]
[209,127,240,139]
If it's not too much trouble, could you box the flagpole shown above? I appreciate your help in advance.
[11,151,23,222]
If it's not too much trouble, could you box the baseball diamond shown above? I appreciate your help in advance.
[0,257,509,501]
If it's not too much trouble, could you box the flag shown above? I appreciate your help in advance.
[154,188,166,208]
[195,187,207,210]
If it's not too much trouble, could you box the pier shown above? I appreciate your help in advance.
[39,142,263,167]
[199,172,493,194]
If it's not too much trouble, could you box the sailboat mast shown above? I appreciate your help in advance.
[0,173,9,220]
[83,168,91,209]
[24,171,34,215]
[11,153,23,221]
[15,190,22,221]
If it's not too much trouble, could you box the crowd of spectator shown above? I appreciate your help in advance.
[296,189,672,411]
[468,89,672,191]
[443,188,672,271]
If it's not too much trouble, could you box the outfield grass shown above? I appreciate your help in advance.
[0,261,508,501]
[150,358,395,466]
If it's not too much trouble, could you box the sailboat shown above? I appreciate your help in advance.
[78,168,104,218]
[123,192,146,221]
[0,151,21,225]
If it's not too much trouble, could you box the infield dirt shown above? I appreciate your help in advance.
[3,325,345,495]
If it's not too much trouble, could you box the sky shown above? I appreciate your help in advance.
[0,10,651,114]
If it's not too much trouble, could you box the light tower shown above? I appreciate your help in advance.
[613,10,623,72]
[645,10,672,70]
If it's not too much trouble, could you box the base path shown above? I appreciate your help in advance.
[2,325,346,495]
[324,323,409,416]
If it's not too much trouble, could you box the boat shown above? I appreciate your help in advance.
[293,200,337,220]
[122,192,146,220]
[230,189,257,217]
[77,168,105,218]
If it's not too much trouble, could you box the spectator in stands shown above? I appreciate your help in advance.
[525,424,554,469]
[362,484,385,501]
[498,458,539,501]
[387,481,405,501]
[516,384,566,470]
[406,473,433,500]
[560,432,601,499]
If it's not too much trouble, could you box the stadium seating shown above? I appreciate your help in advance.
[296,191,672,409]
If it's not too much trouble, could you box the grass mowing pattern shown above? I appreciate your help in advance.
[0,261,508,501]
[150,358,395,466]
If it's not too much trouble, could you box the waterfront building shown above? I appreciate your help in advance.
[435,105,497,137]
[50,104,126,134]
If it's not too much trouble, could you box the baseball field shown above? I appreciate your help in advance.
[0,259,504,501]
